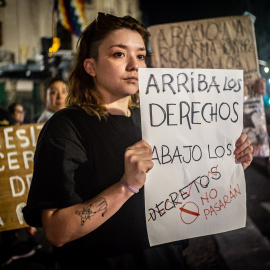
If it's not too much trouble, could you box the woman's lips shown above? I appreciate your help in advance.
[124,76,138,82]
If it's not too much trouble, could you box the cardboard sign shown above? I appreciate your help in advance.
[148,15,259,96]
[0,123,43,231]
[139,68,246,246]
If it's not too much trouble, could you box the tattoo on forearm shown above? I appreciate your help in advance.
[75,197,108,225]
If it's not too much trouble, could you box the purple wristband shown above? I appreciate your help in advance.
[120,177,139,193]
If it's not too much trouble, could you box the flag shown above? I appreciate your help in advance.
[56,0,87,37]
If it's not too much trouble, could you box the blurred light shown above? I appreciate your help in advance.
[48,38,61,57]
[268,79,270,84]
[264,67,269,73]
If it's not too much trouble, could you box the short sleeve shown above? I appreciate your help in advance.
[23,111,89,227]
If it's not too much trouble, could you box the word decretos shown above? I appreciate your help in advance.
[145,72,241,129]
[148,165,221,221]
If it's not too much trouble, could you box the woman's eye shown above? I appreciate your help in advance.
[138,55,146,60]
[114,52,124,57]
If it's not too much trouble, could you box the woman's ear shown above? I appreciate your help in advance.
[84,59,96,76]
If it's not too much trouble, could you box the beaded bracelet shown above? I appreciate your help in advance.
[120,177,139,193]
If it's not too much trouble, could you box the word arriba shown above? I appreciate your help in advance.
[145,73,242,95]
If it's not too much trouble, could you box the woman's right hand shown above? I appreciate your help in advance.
[122,140,154,191]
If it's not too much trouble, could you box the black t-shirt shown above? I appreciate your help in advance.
[23,106,186,269]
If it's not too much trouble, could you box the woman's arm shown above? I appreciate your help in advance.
[41,140,153,247]
[42,181,133,247]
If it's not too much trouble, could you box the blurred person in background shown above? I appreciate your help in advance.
[7,102,25,126]
[37,77,68,123]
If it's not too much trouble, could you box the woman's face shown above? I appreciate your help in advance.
[12,104,25,125]
[86,29,147,103]
[46,81,68,113]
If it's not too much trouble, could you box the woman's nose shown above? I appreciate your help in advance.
[57,91,65,99]
[127,56,139,71]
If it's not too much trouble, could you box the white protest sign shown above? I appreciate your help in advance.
[139,68,246,246]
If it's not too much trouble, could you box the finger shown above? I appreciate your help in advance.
[237,153,253,170]
[146,160,154,172]
[139,154,154,164]
[234,141,253,158]
[236,151,253,163]
[234,139,251,155]
[241,155,252,170]
[235,133,247,147]
[125,148,153,160]
[126,142,152,158]
[126,140,152,152]
[126,154,153,171]
[136,159,154,174]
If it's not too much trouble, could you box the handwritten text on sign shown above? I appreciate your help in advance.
[0,124,43,231]
[139,68,246,246]
[148,15,259,96]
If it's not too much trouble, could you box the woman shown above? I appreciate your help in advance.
[37,77,68,123]
[23,13,253,269]
[7,102,25,126]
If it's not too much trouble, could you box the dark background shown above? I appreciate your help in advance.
[139,0,270,65]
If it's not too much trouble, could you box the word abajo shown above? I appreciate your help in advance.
[152,143,233,165]
[156,19,247,48]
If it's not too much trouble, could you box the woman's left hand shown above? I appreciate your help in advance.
[234,133,253,170]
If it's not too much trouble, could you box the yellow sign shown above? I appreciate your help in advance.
[0,123,43,231]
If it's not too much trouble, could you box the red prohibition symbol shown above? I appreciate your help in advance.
[179,201,200,224]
